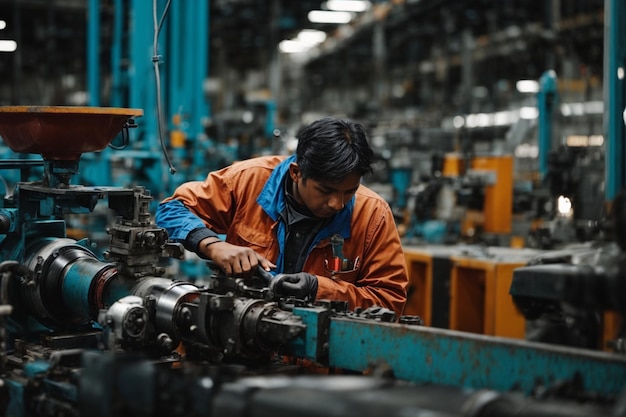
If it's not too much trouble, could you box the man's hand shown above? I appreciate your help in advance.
[200,238,275,278]
[269,272,318,301]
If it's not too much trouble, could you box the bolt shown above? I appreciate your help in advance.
[181,307,192,322]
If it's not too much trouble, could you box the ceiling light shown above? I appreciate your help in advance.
[308,10,352,24]
[279,30,327,54]
[279,40,309,54]
[0,40,17,52]
[0,21,6,30]
[297,29,326,45]
[516,80,539,93]
[519,106,538,119]
[452,116,464,128]
[324,0,371,12]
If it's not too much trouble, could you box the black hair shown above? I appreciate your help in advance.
[295,117,374,182]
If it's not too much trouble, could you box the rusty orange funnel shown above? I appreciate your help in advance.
[0,106,143,161]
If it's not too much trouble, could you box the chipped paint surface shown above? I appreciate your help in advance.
[328,318,626,396]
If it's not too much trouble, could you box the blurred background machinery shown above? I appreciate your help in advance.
[0,0,621,252]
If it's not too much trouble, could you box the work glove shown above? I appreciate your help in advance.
[269,272,318,301]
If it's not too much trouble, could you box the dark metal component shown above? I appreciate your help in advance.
[0,261,31,373]
[40,332,102,350]
[103,187,171,278]
[0,159,44,182]
[431,255,452,328]
[207,296,305,359]
[510,256,626,316]
[398,315,423,325]
[15,238,117,330]
[346,305,397,323]
[0,159,45,170]
[612,190,626,251]
[75,352,615,417]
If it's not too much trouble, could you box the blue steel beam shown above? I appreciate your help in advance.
[87,0,100,106]
[328,318,626,397]
[167,1,210,141]
[537,70,557,181]
[129,0,158,146]
[110,0,124,108]
[604,0,626,200]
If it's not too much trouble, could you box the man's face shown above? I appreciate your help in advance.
[289,163,361,218]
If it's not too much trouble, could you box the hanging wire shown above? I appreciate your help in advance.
[153,0,176,174]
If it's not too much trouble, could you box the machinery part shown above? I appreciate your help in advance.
[510,218,626,345]
[509,246,626,350]
[510,263,626,314]
[0,209,15,234]
[0,106,143,161]
[323,315,626,398]
[104,187,179,278]
[13,238,120,330]
[71,351,615,417]
[5,232,304,362]
[611,189,626,251]
[4,348,616,417]
[131,277,200,350]
[98,295,148,350]
[126,277,306,360]
[204,296,305,360]
[0,261,31,373]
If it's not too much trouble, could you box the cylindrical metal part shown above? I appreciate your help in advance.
[17,237,119,329]
[0,213,11,234]
[61,256,117,320]
[131,277,200,343]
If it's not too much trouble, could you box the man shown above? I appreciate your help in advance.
[156,117,408,315]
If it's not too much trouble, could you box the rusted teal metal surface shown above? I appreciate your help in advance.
[289,306,332,361]
[328,318,626,396]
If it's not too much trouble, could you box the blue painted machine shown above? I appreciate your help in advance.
[0,107,625,417]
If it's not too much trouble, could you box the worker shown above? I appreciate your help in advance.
[155,117,408,315]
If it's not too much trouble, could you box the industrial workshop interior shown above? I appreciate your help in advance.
[0,0,624,416]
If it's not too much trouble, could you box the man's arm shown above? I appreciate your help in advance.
[156,199,219,252]
[156,199,275,277]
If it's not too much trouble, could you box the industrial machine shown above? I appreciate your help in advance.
[526,69,608,250]
[511,188,626,351]
[408,151,514,246]
[0,107,625,417]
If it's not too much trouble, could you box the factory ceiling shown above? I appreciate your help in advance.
[0,0,606,106]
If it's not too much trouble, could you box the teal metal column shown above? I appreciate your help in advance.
[166,1,210,140]
[104,0,211,194]
[537,70,557,181]
[191,0,211,134]
[110,0,124,108]
[87,0,100,106]
[85,0,113,186]
[604,0,626,200]
[129,0,158,145]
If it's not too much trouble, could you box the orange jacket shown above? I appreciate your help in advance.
[160,155,408,315]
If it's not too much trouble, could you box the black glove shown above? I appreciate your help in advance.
[269,272,318,301]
